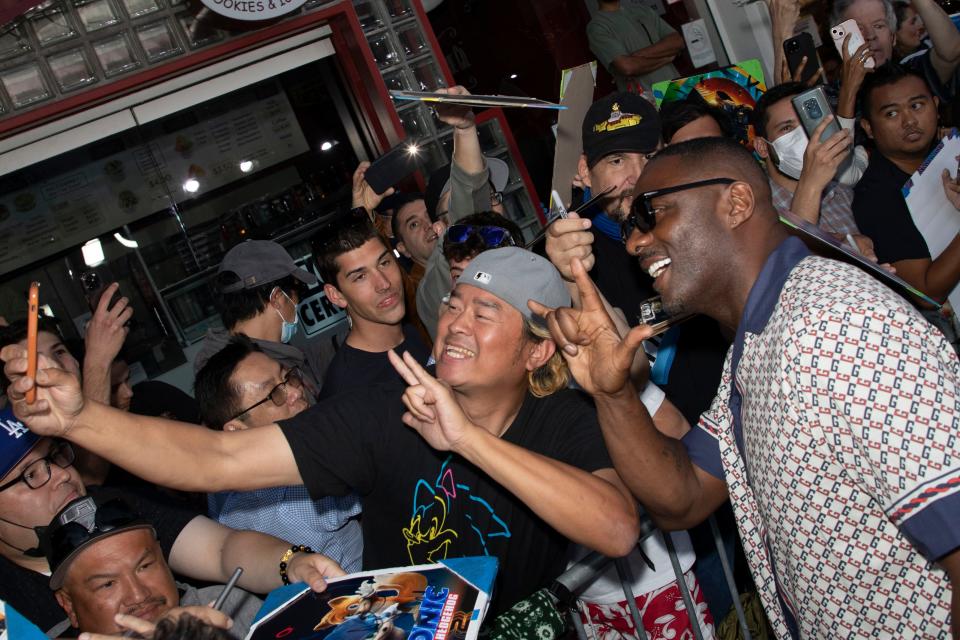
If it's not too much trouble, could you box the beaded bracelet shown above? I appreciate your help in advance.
[279,544,313,585]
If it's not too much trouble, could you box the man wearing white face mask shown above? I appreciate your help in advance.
[752,83,861,238]
[195,240,331,403]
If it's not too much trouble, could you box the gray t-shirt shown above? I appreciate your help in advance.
[586,6,679,95]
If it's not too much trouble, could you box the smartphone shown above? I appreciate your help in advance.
[80,270,121,312]
[830,19,875,69]
[638,295,694,337]
[791,86,843,143]
[364,139,422,195]
[783,33,823,85]
[25,282,39,404]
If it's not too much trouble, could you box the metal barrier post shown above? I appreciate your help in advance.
[613,558,649,640]
[709,514,752,640]
[662,533,706,640]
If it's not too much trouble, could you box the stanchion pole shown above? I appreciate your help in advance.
[708,514,751,640]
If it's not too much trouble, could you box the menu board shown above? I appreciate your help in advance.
[0,91,309,274]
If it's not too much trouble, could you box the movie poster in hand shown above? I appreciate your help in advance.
[246,558,496,640]
[651,60,766,149]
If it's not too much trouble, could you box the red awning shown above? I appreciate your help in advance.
[0,1,47,29]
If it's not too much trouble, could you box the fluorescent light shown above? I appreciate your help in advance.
[113,232,139,249]
[239,160,253,173]
[183,178,200,193]
[82,239,105,267]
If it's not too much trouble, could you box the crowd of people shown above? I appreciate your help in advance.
[0,0,959,637]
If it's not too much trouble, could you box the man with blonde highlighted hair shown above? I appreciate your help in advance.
[5,248,640,620]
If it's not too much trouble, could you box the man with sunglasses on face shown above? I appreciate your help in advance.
[0,404,343,634]
[536,136,960,638]
[196,336,362,572]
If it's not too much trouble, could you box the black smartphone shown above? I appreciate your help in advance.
[791,86,842,143]
[783,33,823,86]
[80,270,121,312]
[364,139,422,195]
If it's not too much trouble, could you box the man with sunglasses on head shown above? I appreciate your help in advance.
[0,403,344,634]
[313,216,431,400]
[441,212,524,287]
[196,336,362,572]
[535,136,960,638]
[43,495,261,638]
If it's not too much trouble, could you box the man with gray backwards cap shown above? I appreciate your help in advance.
[194,240,335,401]
[5,247,640,618]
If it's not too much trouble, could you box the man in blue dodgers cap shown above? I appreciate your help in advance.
[0,402,343,634]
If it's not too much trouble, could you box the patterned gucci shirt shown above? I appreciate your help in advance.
[683,237,958,638]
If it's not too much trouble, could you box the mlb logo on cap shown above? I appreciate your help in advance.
[473,271,492,284]
[0,404,40,480]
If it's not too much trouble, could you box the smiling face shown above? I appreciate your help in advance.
[55,528,178,634]
[581,151,652,220]
[325,237,405,329]
[0,438,85,558]
[434,284,534,393]
[395,200,439,265]
[896,6,926,51]
[862,75,938,159]
[625,158,730,316]
[228,352,308,429]
[842,0,895,66]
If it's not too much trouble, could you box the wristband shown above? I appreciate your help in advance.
[279,544,313,585]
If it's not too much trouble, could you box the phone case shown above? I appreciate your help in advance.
[364,141,422,195]
[783,33,822,85]
[791,87,843,143]
[830,19,875,68]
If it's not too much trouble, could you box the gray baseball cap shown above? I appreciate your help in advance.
[459,247,570,329]
[218,240,316,293]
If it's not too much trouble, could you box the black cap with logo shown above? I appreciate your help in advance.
[582,92,661,168]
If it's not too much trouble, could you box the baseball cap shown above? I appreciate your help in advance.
[424,157,510,219]
[458,247,571,329]
[44,496,156,590]
[218,240,317,293]
[582,92,661,168]
[0,404,40,480]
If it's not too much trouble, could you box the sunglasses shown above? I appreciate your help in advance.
[445,224,516,248]
[619,177,736,244]
[226,367,304,423]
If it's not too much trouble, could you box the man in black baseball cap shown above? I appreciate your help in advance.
[547,91,662,317]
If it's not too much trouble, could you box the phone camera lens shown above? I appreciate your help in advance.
[804,99,822,119]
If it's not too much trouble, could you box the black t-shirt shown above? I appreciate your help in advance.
[0,485,198,633]
[318,324,431,400]
[853,151,931,265]
[279,383,612,615]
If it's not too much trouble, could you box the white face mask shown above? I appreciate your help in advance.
[768,126,808,180]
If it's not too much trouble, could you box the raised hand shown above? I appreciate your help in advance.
[432,86,476,131]
[527,258,652,396]
[387,349,478,451]
[351,161,391,216]
[1,345,84,437]
[77,607,234,640]
[799,117,852,188]
[84,282,132,367]
[545,212,595,280]
[837,36,873,118]
[943,167,960,210]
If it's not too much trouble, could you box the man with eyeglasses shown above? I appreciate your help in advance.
[0,403,344,634]
[533,136,960,638]
[195,336,362,572]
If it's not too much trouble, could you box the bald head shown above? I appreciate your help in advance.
[644,137,773,211]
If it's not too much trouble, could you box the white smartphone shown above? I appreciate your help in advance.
[830,19,875,69]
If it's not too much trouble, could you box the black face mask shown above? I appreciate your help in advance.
[0,514,46,557]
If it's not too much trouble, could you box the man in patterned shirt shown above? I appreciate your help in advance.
[195,336,362,572]
[533,136,959,637]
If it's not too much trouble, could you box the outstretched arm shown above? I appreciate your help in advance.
[529,259,728,530]
[388,350,640,558]
[912,0,960,83]
[1,345,302,493]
